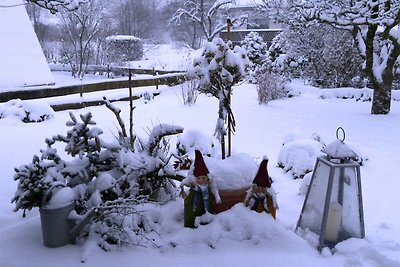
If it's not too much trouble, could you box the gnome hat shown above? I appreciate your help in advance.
[193,150,209,177]
[252,156,272,188]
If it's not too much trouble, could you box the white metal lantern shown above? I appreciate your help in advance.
[296,128,365,251]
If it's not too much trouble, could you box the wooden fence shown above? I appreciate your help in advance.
[0,71,187,104]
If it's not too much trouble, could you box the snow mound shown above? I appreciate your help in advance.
[205,153,258,190]
[278,139,324,179]
[93,172,117,192]
[176,129,215,157]
[46,187,75,209]
[183,153,258,190]
[0,99,54,122]
[160,202,307,251]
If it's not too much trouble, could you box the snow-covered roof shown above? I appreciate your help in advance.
[106,35,142,42]
[0,0,54,90]
[229,0,263,8]
[321,139,358,159]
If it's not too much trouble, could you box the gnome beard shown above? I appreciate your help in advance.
[199,184,209,212]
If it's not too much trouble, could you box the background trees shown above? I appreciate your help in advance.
[261,0,400,115]
[58,0,111,78]
[110,0,162,40]
[170,0,244,45]
[265,25,362,88]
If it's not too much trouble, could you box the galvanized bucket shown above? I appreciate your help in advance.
[39,183,75,248]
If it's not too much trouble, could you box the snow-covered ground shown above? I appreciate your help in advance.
[1,72,399,266]
[1,39,400,266]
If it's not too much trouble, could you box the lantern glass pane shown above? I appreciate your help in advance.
[342,167,362,238]
[300,160,330,234]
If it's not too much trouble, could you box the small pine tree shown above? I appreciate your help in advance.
[241,31,268,70]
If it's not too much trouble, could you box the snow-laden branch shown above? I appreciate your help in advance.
[26,0,88,13]
[147,124,184,156]
[170,0,244,41]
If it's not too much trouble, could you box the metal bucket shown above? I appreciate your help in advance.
[39,202,75,247]
[39,183,75,248]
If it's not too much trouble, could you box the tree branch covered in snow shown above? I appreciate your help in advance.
[26,0,88,13]
[192,38,249,158]
[170,0,246,41]
[261,0,400,114]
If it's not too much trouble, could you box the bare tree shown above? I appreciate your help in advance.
[58,0,109,78]
[261,0,400,115]
[171,0,245,42]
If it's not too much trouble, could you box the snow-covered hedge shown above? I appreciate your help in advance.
[105,35,143,63]
[0,99,54,123]
[319,87,400,102]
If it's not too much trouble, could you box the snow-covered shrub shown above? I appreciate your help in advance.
[278,139,324,179]
[178,79,199,106]
[256,71,287,104]
[263,31,305,78]
[241,32,268,68]
[106,35,143,64]
[241,31,268,83]
[141,91,154,104]
[0,99,54,123]
[192,37,249,158]
[12,109,184,248]
[278,131,325,179]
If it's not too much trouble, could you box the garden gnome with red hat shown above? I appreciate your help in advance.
[180,150,221,228]
[244,156,278,219]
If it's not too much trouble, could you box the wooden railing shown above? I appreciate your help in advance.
[0,71,187,103]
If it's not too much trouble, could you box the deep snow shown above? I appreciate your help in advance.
[1,74,399,266]
[1,39,400,266]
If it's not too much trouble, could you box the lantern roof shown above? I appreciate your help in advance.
[321,139,358,159]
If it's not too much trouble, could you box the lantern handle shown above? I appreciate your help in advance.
[336,127,345,142]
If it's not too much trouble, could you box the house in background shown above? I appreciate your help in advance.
[220,0,282,46]
[0,0,54,91]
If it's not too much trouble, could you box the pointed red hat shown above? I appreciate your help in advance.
[193,150,209,177]
[252,156,272,188]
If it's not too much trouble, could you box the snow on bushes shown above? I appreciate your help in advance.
[278,130,325,179]
[241,31,268,83]
[256,72,287,104]
[105,35,143,64]
[0,99,54,122]
[279,128,367,180]
[12,110,184,248]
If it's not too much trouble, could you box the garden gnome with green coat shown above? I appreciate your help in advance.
[180,150,221,228]
[244,156,279,219]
